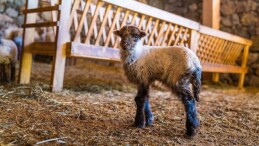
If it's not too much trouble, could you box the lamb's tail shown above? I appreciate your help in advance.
[191,67,202,101]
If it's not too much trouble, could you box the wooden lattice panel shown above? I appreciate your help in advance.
[69,0,193,49]
[197,33,244,66]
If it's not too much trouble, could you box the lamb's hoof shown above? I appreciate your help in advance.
[145,115,154,126]
[133,121,146,128]
[185,126,197,138]
[185,120,199,138]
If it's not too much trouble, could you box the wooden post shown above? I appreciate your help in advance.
[202,0,220,29]
[202,0,220,82]
[19,0,39,84]
[190,30,200,53]
[238,45,249,88]
[51,0,72,92]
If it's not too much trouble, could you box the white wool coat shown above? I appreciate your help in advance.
[120,42,201,87]
[0,39,18,64]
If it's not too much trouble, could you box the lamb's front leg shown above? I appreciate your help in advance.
[134,84,149,128]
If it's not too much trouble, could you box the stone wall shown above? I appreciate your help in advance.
[0,0,25,38]
[0,0,55,42]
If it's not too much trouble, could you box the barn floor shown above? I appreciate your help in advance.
[0,59,258,146]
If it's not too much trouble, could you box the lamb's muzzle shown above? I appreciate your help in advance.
[114,25,202,137]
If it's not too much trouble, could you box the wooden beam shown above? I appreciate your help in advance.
[202,0,220,29]
[202,0,221,83]
[202,63,247,74]
[190,30,200,53]
[238,45,250,88]
[51,0,72,92]
[19,0,39,84]
[23,5,60,13]
[22,22,59,28]
[30,42,56,56]
[67,42,121,62]
[199,25,252,46]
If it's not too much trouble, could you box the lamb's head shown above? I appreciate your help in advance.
[114,25,146,50]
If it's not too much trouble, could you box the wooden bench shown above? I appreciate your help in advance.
[19,0,252,92]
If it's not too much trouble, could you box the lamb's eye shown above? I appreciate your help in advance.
[133,35,138,41]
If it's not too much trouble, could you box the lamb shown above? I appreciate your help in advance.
[114,25,202,137]
[0,32,18,82]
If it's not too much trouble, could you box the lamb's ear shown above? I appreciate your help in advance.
[140,31,147,38]
[113,30,121,37]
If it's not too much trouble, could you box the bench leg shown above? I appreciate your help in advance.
[212,72,219,83]
[19,0,39,84]
[238,73,245,89]
[51,54,66,92]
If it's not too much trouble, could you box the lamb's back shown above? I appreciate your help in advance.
[141,46,201,84]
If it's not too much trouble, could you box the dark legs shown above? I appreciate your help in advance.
[11,62,15,81]
[0,64,11,83]
[175,80,200,137]
[0,64,3,82]
[134,84,154,128]
[144,98,154,126]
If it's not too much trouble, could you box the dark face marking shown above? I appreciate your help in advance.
[114,25,146,50]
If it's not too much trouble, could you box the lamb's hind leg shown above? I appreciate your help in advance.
[0,64,3,82]
[134,84,149,128]
[10,62,15,81]
[145,96,154,126]
[175,78,199,137]
[2,64,10,83]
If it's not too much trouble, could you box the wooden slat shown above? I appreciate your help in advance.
[80,1,90,40]
[69,0,81,28]
[105,7,121,47]
[23,5,60,13]
[154,21,166,45]
[143,17,153,44]
[173,26,183,46]
[101,0,199,30]
[131,13,138,25]
[202,63,247,73]
[138,15,146,29]
[22,22,59,28]
[167,25,178,46]
[179,28,189,45]
[114,10,130,48]
[95,4,112,45]
[51,0,58,35]
[67,42,121,62]
[30,42,56,55]
[74,0,91,42]
[160,23,172,46]
[199,25,252,46]
[85,1,103,44]
[147,19,159,45]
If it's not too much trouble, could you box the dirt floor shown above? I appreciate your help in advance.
[0,59,258,146]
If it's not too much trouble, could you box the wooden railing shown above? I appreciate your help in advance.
[72,0,199,47]
[19,0,252,91]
